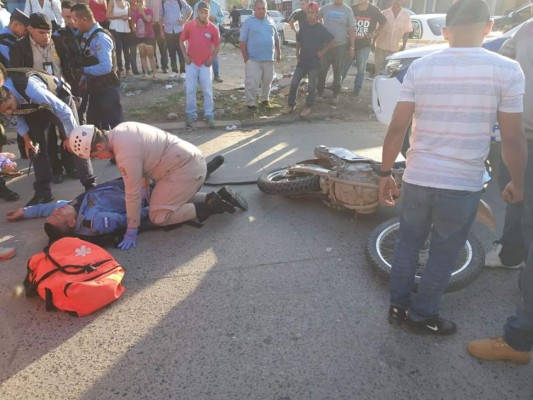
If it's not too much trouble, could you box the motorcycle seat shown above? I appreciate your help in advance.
[319,146,372,162]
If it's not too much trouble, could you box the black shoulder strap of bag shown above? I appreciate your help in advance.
[0,32,17,46]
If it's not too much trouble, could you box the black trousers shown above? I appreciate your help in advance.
[165,32,185,73]
[24,109,95,197]
[87,85,124,130]
[153,23,168,70]
[47,125,76,176]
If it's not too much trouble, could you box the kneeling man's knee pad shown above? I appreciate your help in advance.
[149,210,171,226]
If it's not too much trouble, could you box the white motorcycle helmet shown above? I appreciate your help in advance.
[69,125,95,159]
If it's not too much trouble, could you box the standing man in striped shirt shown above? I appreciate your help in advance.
[378,0,527,336]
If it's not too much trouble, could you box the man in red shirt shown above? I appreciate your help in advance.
[180,2,220,128]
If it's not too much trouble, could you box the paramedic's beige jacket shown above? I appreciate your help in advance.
[108,122,205,229]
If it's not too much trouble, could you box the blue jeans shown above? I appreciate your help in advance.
[496,139,533,265]
[342,46,371,92]
[504,242,533,351]
[390,182,482,320]
[185,63,214,119]
[212,56,220,78]
[288,66,318,107]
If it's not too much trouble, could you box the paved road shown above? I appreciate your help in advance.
[0,121,531,400]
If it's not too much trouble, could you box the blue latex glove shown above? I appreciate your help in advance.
[118,228,138,250]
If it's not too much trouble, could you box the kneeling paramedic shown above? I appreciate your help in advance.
[69,121,247,250]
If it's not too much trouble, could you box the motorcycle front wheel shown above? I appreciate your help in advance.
[257,167,321,196]
[366,217,485,293]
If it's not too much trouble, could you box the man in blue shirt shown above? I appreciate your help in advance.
[192,0,224,82]
[0,65,96,206]
[71,3,124,130]
[239,0,280,110]
[161,0,192,79]
[6,178,149,243]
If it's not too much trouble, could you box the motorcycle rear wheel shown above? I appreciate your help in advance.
[257,167,321,196]
[366,217,485,293]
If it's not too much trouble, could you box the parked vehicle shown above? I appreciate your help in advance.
[222,10,230,27]
[268,10,285,32]
[238,8,253,24]
[257,145,493,292]
[405,14,445,49]
[492,2,532,33]
[371,19,529,127]
[219,25,240,48]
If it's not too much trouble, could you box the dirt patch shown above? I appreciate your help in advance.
[120,44,375,124]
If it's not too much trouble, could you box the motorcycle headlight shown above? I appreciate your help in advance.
[381,58,417,79]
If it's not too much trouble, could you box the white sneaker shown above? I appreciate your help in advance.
[168,72,177,78]
[485,242,524,268]
[179,72,186,79]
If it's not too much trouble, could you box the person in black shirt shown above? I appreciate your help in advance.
[229,6,240,28]
[342,0,386,95]
[288,0,308,32]
[283,2,334,118]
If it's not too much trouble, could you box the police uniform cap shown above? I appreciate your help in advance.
[29,12,52,30]
[197,2,209,10]
[11,9,30,26]
[446,0,491,27]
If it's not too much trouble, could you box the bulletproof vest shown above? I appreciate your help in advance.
[6,68,66,114]
[55,28,83,68]
[0,32,18,67]
[80,28,117,71]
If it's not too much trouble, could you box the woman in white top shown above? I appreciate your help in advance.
[107,0,132,76]
[24,0,63,30]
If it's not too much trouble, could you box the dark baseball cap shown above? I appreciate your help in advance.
[197,2,209,10]
[29,12,52,30]
[446,0,491,27]
[11,9,30,26]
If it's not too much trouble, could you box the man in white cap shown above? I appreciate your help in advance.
[69,121,247,250]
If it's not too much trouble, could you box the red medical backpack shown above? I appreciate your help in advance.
[24,238,126,317]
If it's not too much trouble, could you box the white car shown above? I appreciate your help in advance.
[371,20,526,129]
[268,10,285,32]
[403,14,446,50]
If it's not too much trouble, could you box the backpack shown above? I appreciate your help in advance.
[23,237,126,317]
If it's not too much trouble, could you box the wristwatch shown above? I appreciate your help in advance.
[376,169,392,177]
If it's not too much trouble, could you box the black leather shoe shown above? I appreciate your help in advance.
[0,186,20,202]
[206,192,235,214]
[52,174,64,184]
[25,194,54,207]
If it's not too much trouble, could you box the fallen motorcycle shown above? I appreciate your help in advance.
[257,145,495,292]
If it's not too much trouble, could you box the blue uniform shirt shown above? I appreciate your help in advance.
[0,27,18,66]
[82,23,114,76]
[23,184,150,236]
[240,15,279,62]
[2,76,78,137]
[192,0,224,27]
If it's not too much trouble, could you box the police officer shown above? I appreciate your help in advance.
[10,12,79,183]
[0,9,29,202]
[71,3,123,130]
[0,64,96,206]
[0,9,30,166]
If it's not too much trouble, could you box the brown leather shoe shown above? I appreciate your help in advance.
[467,337,531,364]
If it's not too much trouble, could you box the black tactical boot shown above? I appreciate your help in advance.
[206,155,225,179]
[218,186,248,211]
[194,192,235,222]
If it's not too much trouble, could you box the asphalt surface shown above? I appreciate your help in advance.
[0,121,532,399]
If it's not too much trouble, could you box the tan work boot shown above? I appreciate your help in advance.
[300,107,312,118]
[467,337,531,365]
[283,106,296,115]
